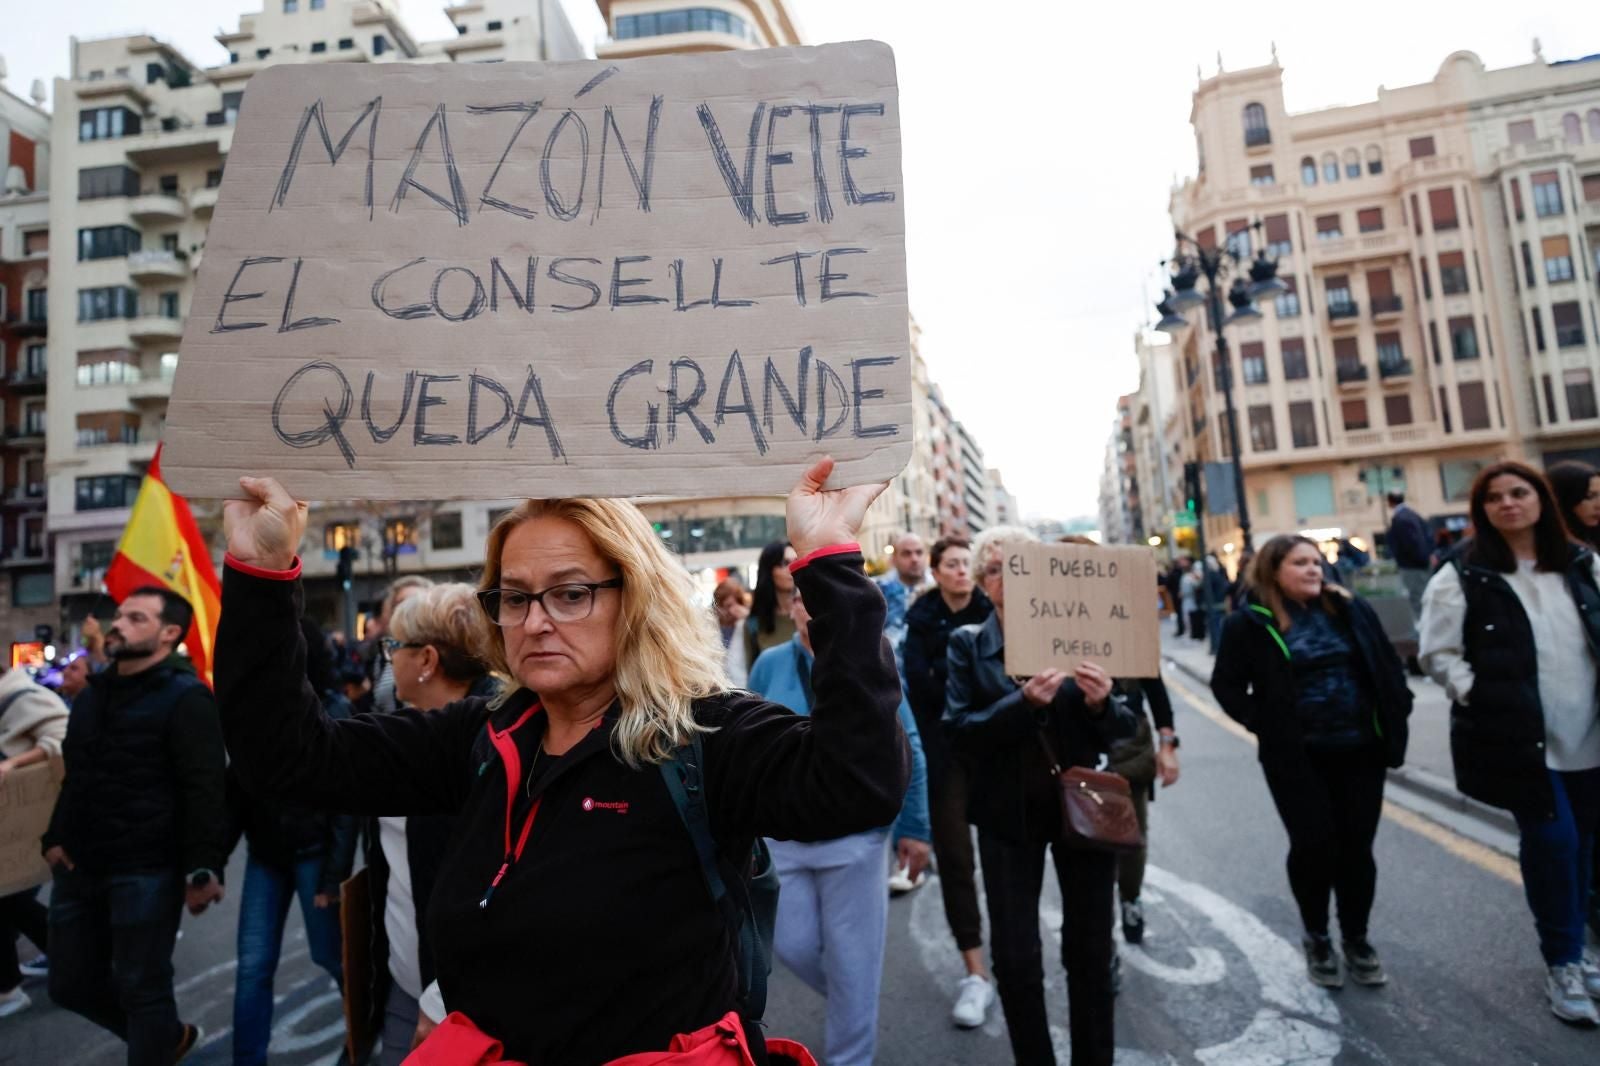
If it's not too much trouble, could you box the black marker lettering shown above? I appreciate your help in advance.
[710,258,755,308]
[489,256,537,313]
[609,255,666,308]
[671,259,710,313]
[371,258,434,320]
[666,359,714,445]
[391,105,470,226]
[763,105,806,226]
[413,373,462,446]
[696,101,766,226]
[547,257,602,312]
[762,250,815,307]
[797,104,840,224]
[212,256,284,333]
[508,368,566,459]
[278,257,339,333]
[361,371,417,444]
[468,101,543,220]
[466,371,513,444]
[820,247,872,301]
[593,96,662,222]
[430,266,487,322]
[839,103,895,206]
[714,350,767,455]
[849,356,898,438]
[762,346,811,433]
[540,109,589,223]
[273,360,355,468]
[270,97,382,219]
[606,360,659,449]
[813,358,850,441]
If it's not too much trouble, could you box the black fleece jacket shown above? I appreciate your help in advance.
[216,550,907,1065]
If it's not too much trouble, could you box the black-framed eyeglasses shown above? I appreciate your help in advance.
[477,578,624,627]
[380,637,427,659]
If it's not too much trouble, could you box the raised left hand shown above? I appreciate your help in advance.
[1074,662,1113,710]
[785,456,888,560]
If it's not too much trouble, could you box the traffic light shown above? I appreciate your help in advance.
[1183,461,1204,515]
[336,545,356,584]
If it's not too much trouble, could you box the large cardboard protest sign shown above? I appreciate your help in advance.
[161,42,910,500]
[0,762,59,897]
[1002,542,1161,678]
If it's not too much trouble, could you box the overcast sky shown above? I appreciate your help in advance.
[5,1,1594,519]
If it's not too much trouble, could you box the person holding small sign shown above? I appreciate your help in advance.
[943,527,1138,1066]
[216,458,907,1066]
[1211,534,1411,992]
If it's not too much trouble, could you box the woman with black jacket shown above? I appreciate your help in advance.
[216,460,905,1066]
[1211,534,1411,991]
[1547,460,1600,549]
[1419,461,1600,1025]
[943,528,1136,1066]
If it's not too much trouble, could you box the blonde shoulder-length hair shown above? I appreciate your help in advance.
[478,498,730,767]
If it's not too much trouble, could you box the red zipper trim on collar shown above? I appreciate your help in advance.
[481,704,540,910]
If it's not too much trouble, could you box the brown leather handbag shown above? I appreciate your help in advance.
[1037,725,1145,854]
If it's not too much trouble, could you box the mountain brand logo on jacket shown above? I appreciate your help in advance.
[581,797,629,814]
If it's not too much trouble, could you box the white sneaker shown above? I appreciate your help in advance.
[1581,952,1600,1000]
[950,974,995,1029]
[0,986,31,1019]
[1547,964,1600,1026]
[888,864,927,896]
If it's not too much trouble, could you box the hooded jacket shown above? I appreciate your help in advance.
[1211,592,1412,770]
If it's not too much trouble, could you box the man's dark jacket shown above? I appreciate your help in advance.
[1388,505,1434,569]
[43,654,228,876]
[943,613,1139,845]
[1210,593,1412,771]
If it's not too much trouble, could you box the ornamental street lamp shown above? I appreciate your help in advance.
[1154,221,1286,555]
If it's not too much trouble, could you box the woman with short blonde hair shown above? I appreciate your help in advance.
[217,459,908,1065]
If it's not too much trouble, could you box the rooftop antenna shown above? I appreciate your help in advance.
[29,79,45,107]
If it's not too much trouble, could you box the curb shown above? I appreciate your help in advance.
[1159,651,1518,841]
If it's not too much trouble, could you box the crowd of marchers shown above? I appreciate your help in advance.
[1,455,1598,1066]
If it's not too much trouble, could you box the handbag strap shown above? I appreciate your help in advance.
[1034,718,1064,776]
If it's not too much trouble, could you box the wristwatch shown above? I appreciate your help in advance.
[1159,734,1181,749]
[187,869,218,889]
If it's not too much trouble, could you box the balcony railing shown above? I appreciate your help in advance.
[1336,362,1369,384]
[1245,127,1271,148]
[1370,295,1403,315]
[1557,327,1587,348]
[1378,358,1414,379]
[1328,301,1361,321]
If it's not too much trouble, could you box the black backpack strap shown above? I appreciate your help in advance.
[661,735,731,907]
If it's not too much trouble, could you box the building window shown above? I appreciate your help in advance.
[78,164,141,200]
[1544,374,1559,423]
[12,572,54,607]
[1508,119,1537,145]
[1554,301,1586,348]
[1408,136,1436,159]
[487,19,503,30]
[76,412,140,447]
[1428,187,1459,230]
[77,286,138,322]
[1509,177,1526,220]
[1439,251,1469,294]
[1315,213,1342,240]
[617,9,755,42]
[1367,268,1399,313]
[311,0,324,8]
[1344,148,1361,179]
[1224,220,1250,259]
[77,225,142,261]
[1584,174,1600,204]
[323,521,360,555]
[310,41,326,53]
[78,106,141,141]
[1275,275,1300,317]
[77,350,142,387]
[1325,275,1354,314]
[431,512,464,551]
[1366,145,1383,175]
[1321,152,1339,183]
[1301,156,1317,185]
[1289,401,1318,448]
[1240,342,1268,385]
[373,36,388,55]
[23,344,46,377]
[1281,337,1308,380]
[1248,406,1277,452]
[284,0,298,11]
[1334,336,1363,382]
[1356,207,1384,233]
[1376,331,1405,371]
[1521,241,1537,287]
[1293,472,1335,518]
[1242,102,1270,147]
[1531,307,1547,352]
[1440,460,1483,501]
[1566,369,1599,420]
[384,517,419,556]
[1531,171,1563,217]
[1384,394,1413,426]
[1563,113,1584,145]
[1457,382,1490,431]
[338,38,354,50]
[256,48,271,60]
[74,475,141,512]
[1249,164,1275,186]
[1341,398,1370,430]
[23,230,49,255]
[1263,213,1292,258]
[1448,316,1480,360]
[24,288,46,322]
[206,168,224,188]
[1543,236,1575,283]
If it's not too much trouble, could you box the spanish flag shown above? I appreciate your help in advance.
[103,446,222,687]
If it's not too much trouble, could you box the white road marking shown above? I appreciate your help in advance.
[1118,943,1228,986]
[1195,1009,1339,1066]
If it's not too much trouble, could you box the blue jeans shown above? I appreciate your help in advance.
[234,854,344,1066]
[47,868,184,1066]
[767,830,890,1066]
[1514,767,1600,966]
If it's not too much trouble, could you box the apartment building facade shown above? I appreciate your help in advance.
[0,79,52,645]
[45,1,585,630]
[1159,48,1600,557]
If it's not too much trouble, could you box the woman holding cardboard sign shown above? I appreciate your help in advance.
[942,526,1138,1066]
[215,458,906,1066]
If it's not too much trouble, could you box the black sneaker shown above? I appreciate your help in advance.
[174,1023,203,1064]
[1342,938,1388,986]
[1303,934,1343,988]
[1121,899,1145,945]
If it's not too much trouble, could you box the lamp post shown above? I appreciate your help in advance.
[1154,221,1287,556]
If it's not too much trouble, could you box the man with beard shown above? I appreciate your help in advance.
[41,587,226,1064]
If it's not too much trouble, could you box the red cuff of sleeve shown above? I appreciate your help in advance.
[789,543,861,572]
[224,553,302,581]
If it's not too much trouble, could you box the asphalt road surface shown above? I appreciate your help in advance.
[5,665,1596,1064]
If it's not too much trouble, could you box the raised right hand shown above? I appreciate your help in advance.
[223,476,307,571]
[1021,669,1068,707]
